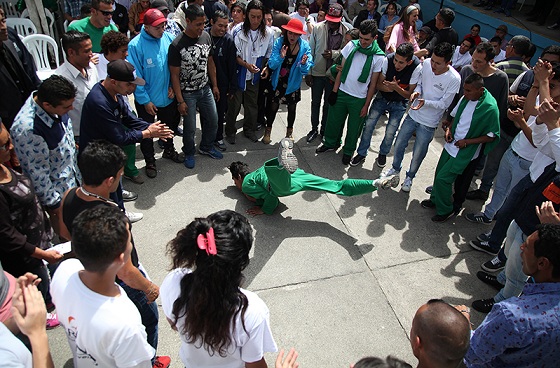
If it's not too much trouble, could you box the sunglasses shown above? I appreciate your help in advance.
[95,8,114,16]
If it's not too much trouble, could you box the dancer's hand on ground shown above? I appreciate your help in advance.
[536,201,560,225]
[246,206,264,216]
[276,348,299,368]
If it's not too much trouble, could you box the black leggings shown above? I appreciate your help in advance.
[266,100,297,129]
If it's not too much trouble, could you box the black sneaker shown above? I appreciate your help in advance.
[306,130,318,143]
[316,144,337,153]
[466,189,489,201]
[225,135,236,144]
[244,130,258,142]
[425,185,433,194]
[476,271,504,291]
[342,154,352,165]
[477,231,492,242]
[431,211,455,223]
[421,199,436,209]
[481,256,506,272]
[122,189,138,202]
[349,154,366,167]
[376,154,386,168]
[472,298,495,313]
[469,240,499,255]
[465,212,492,224]
[162,149,184,163]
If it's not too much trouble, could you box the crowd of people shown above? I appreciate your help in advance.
[1,0,560,367]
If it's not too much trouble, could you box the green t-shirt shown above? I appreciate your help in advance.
[67,17,118,53]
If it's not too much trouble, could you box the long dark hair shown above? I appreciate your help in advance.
[243,0,267,38]
[395,5,418,43]
[167,210,254,357]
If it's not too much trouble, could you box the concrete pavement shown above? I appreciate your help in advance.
[48,83,498,367]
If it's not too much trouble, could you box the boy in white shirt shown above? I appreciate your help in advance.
[452,37,474,72]
[316,19,385,165]
[51,206,156,368]
[380,42,461,192]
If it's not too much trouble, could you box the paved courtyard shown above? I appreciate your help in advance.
[48,83,497,367]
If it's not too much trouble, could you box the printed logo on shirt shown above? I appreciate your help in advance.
[543,181,560,204]
[434,83,444,92]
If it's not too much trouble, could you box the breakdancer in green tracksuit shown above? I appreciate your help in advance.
[229,138,399,215]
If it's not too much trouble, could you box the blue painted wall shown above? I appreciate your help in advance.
[395,0,556,65]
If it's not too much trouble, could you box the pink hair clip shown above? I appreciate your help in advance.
[197,228,217,256]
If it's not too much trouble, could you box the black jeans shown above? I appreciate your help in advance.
[135,100,180,157]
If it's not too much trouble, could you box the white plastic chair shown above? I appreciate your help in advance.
[6,17,37,38]
[21,8,55,38]
[0,0,20,18]
[22,34,60,80]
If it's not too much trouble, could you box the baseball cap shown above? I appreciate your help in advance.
[325,4,343,22]
[144,8,167,27]
[150,0,169,11]
[107,60,146,85]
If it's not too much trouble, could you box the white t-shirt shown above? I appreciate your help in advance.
[494,49,506,63]
[161,268,277,368]
[96,53,110,81]
[289,12,314,41]
[511,115,538,161]
[51,259,155,368]
[452,48,472,70]
[0,322,32,368]
[410,59,461,128]
[339,41,384,99]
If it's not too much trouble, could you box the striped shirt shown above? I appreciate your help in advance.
[495,57,529,87]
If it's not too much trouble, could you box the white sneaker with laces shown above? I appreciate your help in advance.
[125,211,144,223]
[380,167,399,179]
[401,176,413,192]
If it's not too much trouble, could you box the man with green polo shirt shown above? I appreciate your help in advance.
[67,0,119,53]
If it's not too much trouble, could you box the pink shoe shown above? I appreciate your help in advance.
[46,312,60,329]
[153,356,171,368]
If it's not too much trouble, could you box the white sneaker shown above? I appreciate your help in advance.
[126,211,144,223]
[380,167,399,179]
[401,176,413,192]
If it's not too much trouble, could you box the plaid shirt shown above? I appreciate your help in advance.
[65,0,88,18]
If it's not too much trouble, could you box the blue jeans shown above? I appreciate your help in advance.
[181,85,218,156]
[495,221,527,302]
[357,96,406,157]
[483,147,531,220]
[391,115,436,179]
[310,76,333,132]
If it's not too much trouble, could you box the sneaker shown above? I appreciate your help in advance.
[157,139,165,149]
[342,154,352,165]
[162,148,184,163]
[469,240,499,255]
[244,130,258,142]
[466,189,489,201]
[315,144,337,153]
[477,231,492,242]
[425,185,433,194]
[145,161,157,179]
[124,173,145,185]
[153,356,171,368]
[481,256,506,272]
[472,298,495,313]
[306,129,318,143]
[421,199,436,209]
[184,155,195,169]
[401,176,413,192]
[214,140,227,151]
[46,302,55,313]
[198,147,223,159]
[46,312,60,329]
[380,167,399,179]
[225,135,236,144]
[476,271,504,291]
[465,212,492,224]
[176,126,183,136]
[125,211,144,223]
[349,154,366,167]
[376,154,386,168]
[122,189,138,202]
[278,138,298,173]
[431,211,455,223]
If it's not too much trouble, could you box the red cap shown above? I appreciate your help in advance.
[144,8,167,27]
[281,18,306,35]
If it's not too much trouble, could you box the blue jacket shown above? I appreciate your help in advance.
[127,27,174,107]
[268,37,313,96]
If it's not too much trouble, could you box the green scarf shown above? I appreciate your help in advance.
[340,40,385,84]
